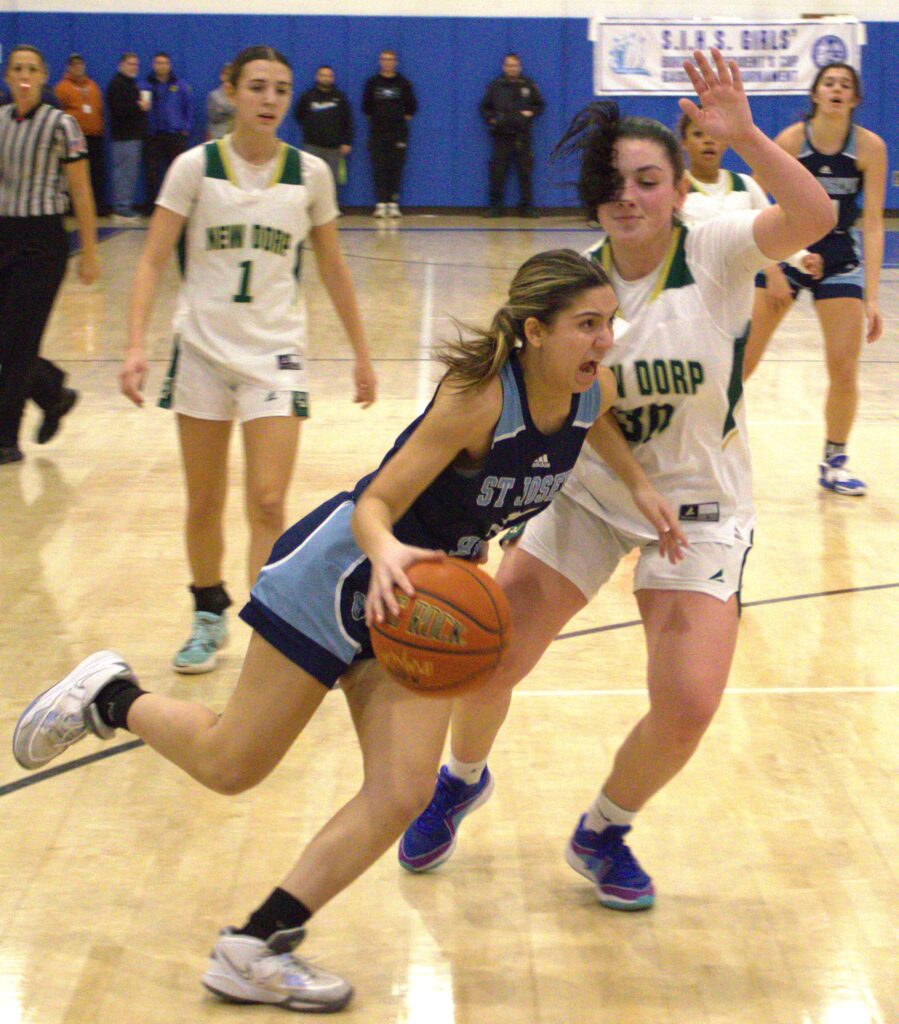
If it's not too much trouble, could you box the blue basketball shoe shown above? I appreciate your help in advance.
[819,454,866,496]
[399,766,494,872]
[565,815,655,911]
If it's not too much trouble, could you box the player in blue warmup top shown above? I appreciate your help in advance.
[13,248,684,1013]
[743,62,887,495]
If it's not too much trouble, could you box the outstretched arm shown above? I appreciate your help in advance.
[680,49,835,260]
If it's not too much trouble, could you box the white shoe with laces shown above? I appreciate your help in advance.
[12,650,133,769]
[373,202,388,218]
[387,202,402,218]
[202,927,353,1013]
[818,453,867,496]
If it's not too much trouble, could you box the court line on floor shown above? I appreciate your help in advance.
[554,581,898,642]
[2,580,895,798]
[517,685,899,697]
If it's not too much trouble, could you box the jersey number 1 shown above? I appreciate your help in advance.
[233,260,254,303]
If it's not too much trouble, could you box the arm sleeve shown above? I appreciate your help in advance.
[479,83,495,121]
[55,113,88,163]
[304,154,339,226]
[361,79,373,117]
[688,212,770,336]
[341,93,353,144]
[743,174,771,211]
[293,92,306,125]
[155,145,203,216]
[404,79,418,117]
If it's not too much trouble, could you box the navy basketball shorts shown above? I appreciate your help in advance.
[240,492,375,688]
[753,259,863,302]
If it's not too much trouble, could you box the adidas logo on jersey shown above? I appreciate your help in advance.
[531,454,551,468]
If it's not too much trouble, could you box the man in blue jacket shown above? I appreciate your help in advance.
[143,52,192,210]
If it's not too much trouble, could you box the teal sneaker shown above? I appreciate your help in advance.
[173,611,228,674]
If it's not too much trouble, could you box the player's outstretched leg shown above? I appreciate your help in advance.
[564,815,655,911]
[398,765,494,872]
[12,650,133,769]
[202,926,352,1013]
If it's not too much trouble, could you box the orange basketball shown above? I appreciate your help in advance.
[370,558,511,697]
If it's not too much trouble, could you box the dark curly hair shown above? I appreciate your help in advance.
[553,101,685,216]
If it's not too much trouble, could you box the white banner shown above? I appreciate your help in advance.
[591,18,864,95]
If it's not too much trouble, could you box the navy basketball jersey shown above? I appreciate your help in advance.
[352,357,601,558]
[799,123,863,270]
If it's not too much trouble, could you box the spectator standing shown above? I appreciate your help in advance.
[105,52,148,221]
[480,54,545,218]
[55,54,108,215]
[143,52,191,210]
[294,65,352,199]
[206,62,235,140]
[362,50,416,218]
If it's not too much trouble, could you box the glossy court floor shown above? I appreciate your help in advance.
[0,213,896,1024]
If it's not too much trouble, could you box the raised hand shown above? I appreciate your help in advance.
[679,48,754,147]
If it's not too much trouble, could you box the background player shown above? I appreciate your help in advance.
[401,50,835,912]
[14,247,685,1012]
[119,46,377,673]
[742,62,886,496]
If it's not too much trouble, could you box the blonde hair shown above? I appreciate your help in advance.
[438,249,611,391]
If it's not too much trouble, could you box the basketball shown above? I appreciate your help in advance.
[370,558,511,696]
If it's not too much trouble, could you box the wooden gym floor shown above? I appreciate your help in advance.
[0,213,896,1024]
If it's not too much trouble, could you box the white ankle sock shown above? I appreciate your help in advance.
[446,753,487,786]
[584,790,636,833]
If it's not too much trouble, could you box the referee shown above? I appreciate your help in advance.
[0,44,99,465]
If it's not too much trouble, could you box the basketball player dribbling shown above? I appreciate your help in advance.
[14,248,684,1011]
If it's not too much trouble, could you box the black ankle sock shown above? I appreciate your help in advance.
[95,677,146,730]
[237,888,312,941]
[190,582,232,616]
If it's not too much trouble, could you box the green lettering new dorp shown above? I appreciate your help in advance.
[635,360,653,396]
[688,361,705,393]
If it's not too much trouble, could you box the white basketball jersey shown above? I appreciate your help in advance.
[681,169,769,227]
[574,214,769,544]
[157,138,337,389]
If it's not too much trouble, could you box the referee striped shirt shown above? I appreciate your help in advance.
[0,103,87,216]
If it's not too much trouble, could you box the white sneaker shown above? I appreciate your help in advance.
[818,453,867,496]
[203,927,353,1013]
[373,203,388,218]
[12,650,134,769]
[387,202,402,218]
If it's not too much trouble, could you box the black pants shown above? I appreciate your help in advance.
[0,216,68,447]
[86,135,109,215]
[143,132,187,210]
[369,133,408,204]
[489,134,533,209]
